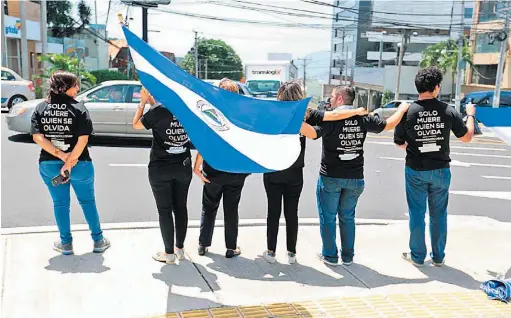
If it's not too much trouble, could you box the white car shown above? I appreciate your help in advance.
[1,67,36,110]
[372,100,414,119]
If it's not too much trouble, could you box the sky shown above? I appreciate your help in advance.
[87,0,333,62]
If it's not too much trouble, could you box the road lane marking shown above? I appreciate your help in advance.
[367,141,507,152]
[379,156,511,168]
[109,164,147,167]
[450,152,511,159]
[450,191,511,201]
[482,176,511,180]
[367,134,505,145]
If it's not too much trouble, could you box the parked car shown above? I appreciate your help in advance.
[203,79,253,96]
[1,67,35,110]
[460,90,511,115]
[372,100,414,119]
[7,80,154,138]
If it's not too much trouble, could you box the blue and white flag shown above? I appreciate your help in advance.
[122,26,309,173]
[476,107,511,145]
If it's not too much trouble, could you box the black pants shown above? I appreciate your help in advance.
[199,176,246,250]
[263,169,303,254]
[148,164,192,254]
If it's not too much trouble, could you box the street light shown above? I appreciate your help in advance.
[378,31,387,68]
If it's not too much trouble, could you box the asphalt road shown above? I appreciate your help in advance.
[2,112,510,228]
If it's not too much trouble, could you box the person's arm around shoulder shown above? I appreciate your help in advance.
[384,102,411,131]
[300,122,322,139]
[323,107,367,121]
[193,153,210,183]
[457,103,475,143]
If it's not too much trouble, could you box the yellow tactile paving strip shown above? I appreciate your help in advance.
[153,291,511,318]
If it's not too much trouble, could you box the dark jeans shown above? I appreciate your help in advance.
[405,166,451,265]
[148,164,192,255]
[39,161,103,245]
[199,176,246,250]
[316,176,365,263]
[263,170,303,254]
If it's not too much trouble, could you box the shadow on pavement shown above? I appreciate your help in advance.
[7,133,152,149]
[205,252,361,287]
[341,262,481,290]
[44,252,110,274]
[153,261,221,313]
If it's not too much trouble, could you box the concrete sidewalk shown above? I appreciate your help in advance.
[1,215,510,318]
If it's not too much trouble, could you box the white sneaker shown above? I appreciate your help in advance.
[263,250,276,264]
[152,252,176,265]
[176,248,185,260]
[166,254,177,265]
[287,252,297,264]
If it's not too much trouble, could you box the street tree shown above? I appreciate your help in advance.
[420,39,472,99]
[37,54,97,90]
[47,0,92,37]
[180,38,243,81]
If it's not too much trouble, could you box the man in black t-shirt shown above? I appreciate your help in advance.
[303,86,410,266]
[394,67,475,268]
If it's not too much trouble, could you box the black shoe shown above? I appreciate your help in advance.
[198,245,208,256]
[226,247,241,258]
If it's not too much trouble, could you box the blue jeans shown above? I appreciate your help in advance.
[39,161,103,244]
[405,166,451,265]
[316,176,365,263]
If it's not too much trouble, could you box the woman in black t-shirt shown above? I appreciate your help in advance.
[31,71,109,255]
[132,88,192,265]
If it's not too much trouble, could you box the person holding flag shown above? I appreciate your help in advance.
[194,78,250,259]
[132,87,193,265]
[262,82,367,264]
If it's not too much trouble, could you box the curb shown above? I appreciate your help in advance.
[1,218,402,236]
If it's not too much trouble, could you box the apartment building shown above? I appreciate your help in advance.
[465,0,510,91]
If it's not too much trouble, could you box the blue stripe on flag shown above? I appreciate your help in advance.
[122,26,309,135]
[138,71,270,173]
[476,107,511,128]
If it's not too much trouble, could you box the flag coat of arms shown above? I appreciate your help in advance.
[122,26,309,173]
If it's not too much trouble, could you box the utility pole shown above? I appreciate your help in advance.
[378,38,384,68]
[19,1,30,79]
[142,7,148,42]
[204,59,208,80]
[328,28,334,85]
[40,0,48,95]
[493,2,510,108]
[94,0,100,70]
[394,30,410,100]
[1,0,6,67]
[297,58,310,95]
[341,28,346,84]
[455,0,465,112]
[194,30,199,77]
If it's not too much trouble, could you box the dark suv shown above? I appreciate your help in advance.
[461,90,511,115]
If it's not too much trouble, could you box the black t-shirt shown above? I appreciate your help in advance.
[314,113,387,179]
[264,109,325,182]
[141,104,192,168]
[31,93,93,162]
[394,98,468,171]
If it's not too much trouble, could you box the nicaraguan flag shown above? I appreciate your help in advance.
[122,26,309,173]
[476,107,511,145]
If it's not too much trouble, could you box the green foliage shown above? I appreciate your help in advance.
[47,0,91,37]
[36,54,96,88]
[381,89,393,105]
[419,39,472,74]
[90,70,128,83]
[180,38,243,81]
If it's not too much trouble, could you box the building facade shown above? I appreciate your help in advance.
[465,0,510,91]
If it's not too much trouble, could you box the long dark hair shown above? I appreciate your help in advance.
[277,82,304,102]
[48,71,78,98]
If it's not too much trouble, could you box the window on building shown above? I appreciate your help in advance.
[336,12,339,22]
[464,7,473,19]
[85,47,89,56]
[334,44,338,52]
[3,1,8,15]
[471,64,497,85]
[335,29,338,37]
[479,1,505,22]
[475,33,500,53]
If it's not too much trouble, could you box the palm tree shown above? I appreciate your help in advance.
[420,39,473,100]
[37,54,96,90]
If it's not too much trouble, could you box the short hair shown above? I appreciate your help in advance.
[219,78,239,93]
[277,81,304,101]
[333,86,355,105]
[415,66,443,93]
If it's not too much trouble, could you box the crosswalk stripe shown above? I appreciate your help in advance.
[367,141,507,152]
[450,152,511,159]
[481,176,511,180]
[379,156,511,169]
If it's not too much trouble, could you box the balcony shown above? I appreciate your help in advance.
[367,51,422,62]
